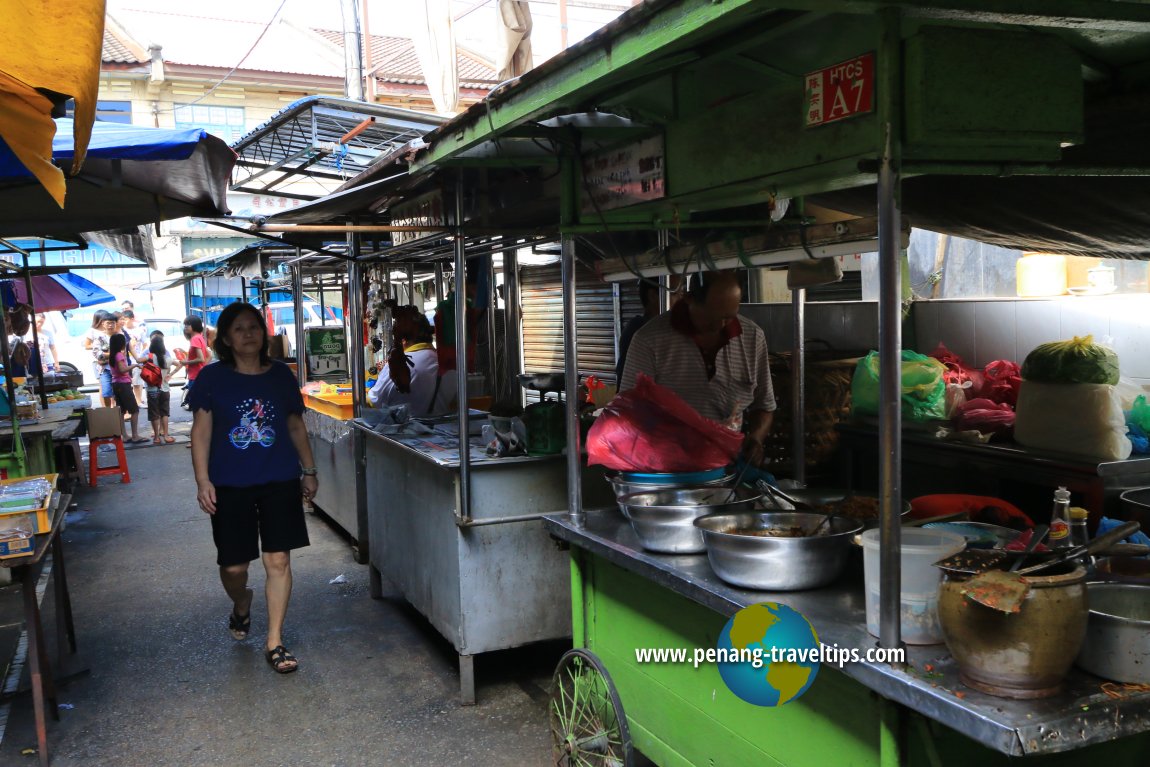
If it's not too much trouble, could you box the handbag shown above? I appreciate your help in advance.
[141,360,163,387]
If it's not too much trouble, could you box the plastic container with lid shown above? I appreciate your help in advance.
[861,527,966,645]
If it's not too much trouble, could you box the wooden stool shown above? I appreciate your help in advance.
[88,436,131,486]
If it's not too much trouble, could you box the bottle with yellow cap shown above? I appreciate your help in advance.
[1049,486,1072,548]
[1069,506,1090,550]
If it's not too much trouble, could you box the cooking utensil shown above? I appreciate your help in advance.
[1076,583,1150,684]
[725,461,752,503]
[961,521,1140,614]
[1008,524,1048,571]
[693,511,864,591]
[619,486,762,554]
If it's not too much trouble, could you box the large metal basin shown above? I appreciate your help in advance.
[606,470,731,513]
[1076,583,1150,684]
[693,511,864,591]
[619,486,761,554]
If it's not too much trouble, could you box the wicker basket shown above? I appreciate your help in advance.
[766,350,860,479]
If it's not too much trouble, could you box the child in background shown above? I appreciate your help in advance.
[109,333,146,443]
[146,331,179,444]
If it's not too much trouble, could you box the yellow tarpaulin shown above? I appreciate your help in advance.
[0,0,106,207]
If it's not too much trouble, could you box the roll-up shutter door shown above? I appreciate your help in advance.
[520,265,643,385]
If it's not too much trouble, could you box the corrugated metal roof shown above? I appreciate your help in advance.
[313,29,499,89]
[230,96,446,198]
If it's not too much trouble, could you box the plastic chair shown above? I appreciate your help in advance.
[88,436,131,486]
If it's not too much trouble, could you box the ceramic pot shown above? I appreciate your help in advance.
[938,565,1088,699]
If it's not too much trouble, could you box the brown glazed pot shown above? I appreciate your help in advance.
[938,565,1088,699]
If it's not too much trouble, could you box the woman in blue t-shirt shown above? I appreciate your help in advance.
[189,302,318,674]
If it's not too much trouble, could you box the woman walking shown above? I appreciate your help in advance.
[84,311,116,407]
[189,302,317,674]
[109,333,147,443]
[145,331,179,444]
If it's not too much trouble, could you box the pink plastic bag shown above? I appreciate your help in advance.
[587,374,744,472]
[954,397,1015,437]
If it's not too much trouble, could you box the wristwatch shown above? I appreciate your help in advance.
[301,467,318,476]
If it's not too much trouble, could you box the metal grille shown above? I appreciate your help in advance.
[521,264,623,383]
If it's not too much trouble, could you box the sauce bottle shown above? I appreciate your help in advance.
[1049,486,1072,549]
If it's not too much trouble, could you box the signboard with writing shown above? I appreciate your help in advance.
[181,236,257,263]
[2,238,141,268]
[305,327,349,380]
[581,135,665,214]
[391,190,447,246]
[804,53,875,127]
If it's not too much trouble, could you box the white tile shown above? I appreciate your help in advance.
[1016,300,1061,362]
[1110,303,1150,379]
[1059,297,1111,345]
[912,303,942,356]
[973,302,1017,366]
[935,302,976,364]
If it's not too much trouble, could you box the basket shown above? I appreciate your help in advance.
[766,349,860,479]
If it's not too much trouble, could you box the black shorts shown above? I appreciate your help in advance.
[210,479,310,566]
[112,382,139,414]
[146,390,170,421]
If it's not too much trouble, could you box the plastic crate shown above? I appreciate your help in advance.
[0,473,58,534]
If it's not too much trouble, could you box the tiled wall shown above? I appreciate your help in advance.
[914,296,1150,388]
[743,296,1150,388]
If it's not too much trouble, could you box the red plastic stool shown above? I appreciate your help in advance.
[88,436,131,486]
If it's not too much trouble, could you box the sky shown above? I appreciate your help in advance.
[106,0,633,70]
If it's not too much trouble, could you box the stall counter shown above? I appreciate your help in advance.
[544,508,1150,764]
[352,419,613,704]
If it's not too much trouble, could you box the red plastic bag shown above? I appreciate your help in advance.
[982,359,1022,406]
[587,374,744,472]
[954,397,1015,437]
[929,343,985,393]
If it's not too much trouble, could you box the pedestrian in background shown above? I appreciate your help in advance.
[109,333,146,443]
[123,310,148,406]
[86,312,117,407]
[189,302,318,674]
[146,330,178,445]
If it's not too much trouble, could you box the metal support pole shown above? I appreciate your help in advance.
[240,276,248,304]
[503,248,523,409]
[791,287,806,486]
[454,180,472,523]
[292,255,306,387]
[562,234,582,527]
[485,254,497,398]
[435,262,445,304]
[877,7,905,663]
[407,264,415,307]
[318,277,327,326]
[19,254,48,408]
[347,236,366,418]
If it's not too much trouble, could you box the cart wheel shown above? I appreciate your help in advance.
[549,648,633,767]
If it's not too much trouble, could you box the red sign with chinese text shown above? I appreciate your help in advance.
[804,53,875,127]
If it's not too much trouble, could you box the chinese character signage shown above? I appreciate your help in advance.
[581,135,665,214]
[804,53,875,127]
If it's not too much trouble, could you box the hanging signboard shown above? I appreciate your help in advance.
[581,135,665,214]
[804,53,875,127]
[391,190,447,246]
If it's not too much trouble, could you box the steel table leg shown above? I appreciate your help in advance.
[21,562,55,767]
[369,564,383,599]
[52,539,78,657]
[459,653,476,706]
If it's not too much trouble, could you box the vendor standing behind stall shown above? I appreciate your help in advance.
[369,306,457,415]
[620,271,775,465]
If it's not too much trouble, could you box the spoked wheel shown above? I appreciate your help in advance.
[549,648,634,767]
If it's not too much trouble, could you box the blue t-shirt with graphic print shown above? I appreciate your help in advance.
[187,360,305,488]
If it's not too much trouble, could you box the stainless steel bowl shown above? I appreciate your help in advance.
[1075,583,1150,684]
[619,486,761,554]
[606,472,731,512]
[694,511,864,591]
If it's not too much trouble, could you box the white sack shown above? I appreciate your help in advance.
[1014,380,1132,462]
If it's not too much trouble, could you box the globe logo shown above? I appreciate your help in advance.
[716,602,821,706]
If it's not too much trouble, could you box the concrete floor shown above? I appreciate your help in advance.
[0,407,561,766]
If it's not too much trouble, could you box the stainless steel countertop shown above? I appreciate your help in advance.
[544,508,1150,757]
[351,418,565,470]
[838,421,1150,478]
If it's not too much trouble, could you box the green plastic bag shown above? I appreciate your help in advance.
[1021,335,1119,385]
[851,350,948,421]
[1131,395,1150,432]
